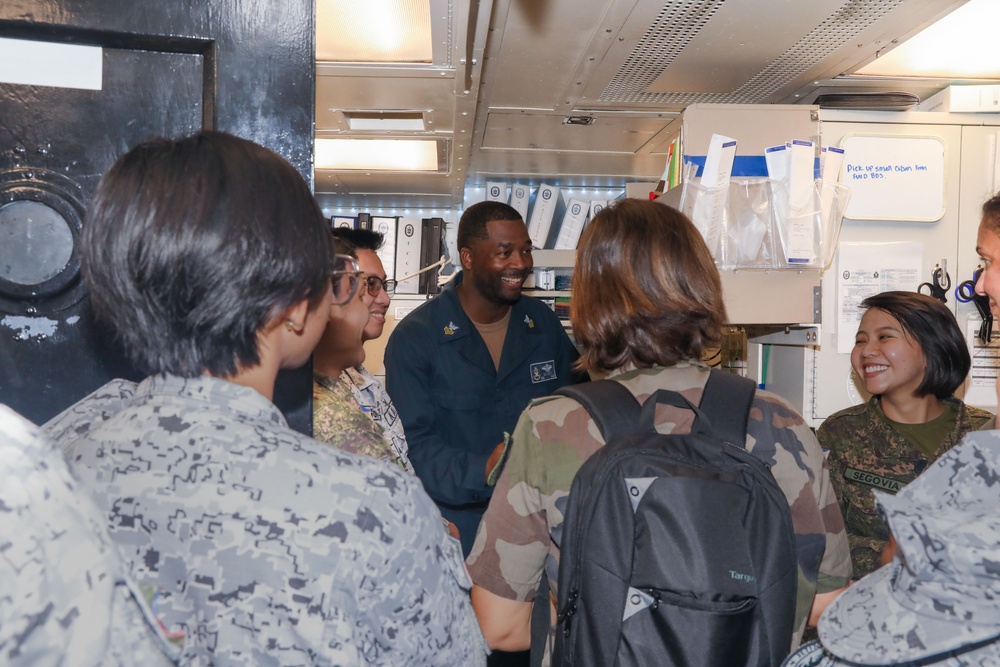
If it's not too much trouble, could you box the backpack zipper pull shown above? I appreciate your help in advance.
[557,589,579,636]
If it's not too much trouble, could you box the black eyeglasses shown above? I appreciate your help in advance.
[331,254,363,305]
[363,275,397,297]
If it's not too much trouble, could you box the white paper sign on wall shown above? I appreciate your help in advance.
[840,134,946,222]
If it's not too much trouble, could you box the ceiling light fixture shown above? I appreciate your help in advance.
[854,0,1000,79]
[317,0,432,63]
[315,138,439,171]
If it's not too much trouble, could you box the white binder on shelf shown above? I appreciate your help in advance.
[510,184,531,220]
[486,181,509,203]
[394,217,423,295]
[371,216,398,280]
[527,184,559,248]
[554,198,589,249]
[589,200,608,219]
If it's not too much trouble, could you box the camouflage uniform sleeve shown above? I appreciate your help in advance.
[958,402,994,433]
[42,378,137,451]
[818,406,886,577]
[815,415,865,571]
[466,400,554,601]
[356,471,487,666]
[0,404,178,667]
[808,430,853,593]
[749,391,852,645]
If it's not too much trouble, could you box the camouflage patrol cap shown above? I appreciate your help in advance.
[818,430,1000,665]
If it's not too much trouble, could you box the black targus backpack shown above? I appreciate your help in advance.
[551,369,797,667]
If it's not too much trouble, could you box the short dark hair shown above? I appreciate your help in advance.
[457,200,523,251]
[982,192,1000,236]
[330,232,358,260]
[859,291,970,399]
[571,199,727,374]
[81,131,332,378]
[331,226,384,252]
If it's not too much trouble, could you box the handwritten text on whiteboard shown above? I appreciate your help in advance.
[840,134,946,222]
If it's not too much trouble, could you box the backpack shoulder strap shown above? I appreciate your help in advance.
[699,369,757,449]
[554,380,642,442]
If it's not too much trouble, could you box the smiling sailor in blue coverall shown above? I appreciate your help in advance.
[385,200,583,557]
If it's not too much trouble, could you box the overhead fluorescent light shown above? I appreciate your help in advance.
[316,138,439,171]
[344,111,426,131]
[855,0,1000,79]
[317,0,432,63]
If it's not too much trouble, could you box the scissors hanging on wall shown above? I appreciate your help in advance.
[918,263,950,304]
[955,266,992,343]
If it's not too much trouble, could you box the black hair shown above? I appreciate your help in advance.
[80,130,332,378]
[331,226,384,252]
[456,200,523,251]
[860,291,970,399]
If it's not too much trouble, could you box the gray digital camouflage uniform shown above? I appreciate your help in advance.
[0,403,177,667]
[817,395,992,578]
[47,374,486,667]
[467,363,853,664]
[783,430,1000,667]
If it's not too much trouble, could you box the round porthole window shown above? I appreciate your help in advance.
[0,168,87,316]
[0,200,75,284]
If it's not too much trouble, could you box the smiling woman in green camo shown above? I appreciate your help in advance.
[818,290,992,579]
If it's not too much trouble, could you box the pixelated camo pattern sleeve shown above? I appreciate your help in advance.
[0,404,177,667]
[357,473,488,666]
[42,378,137,452]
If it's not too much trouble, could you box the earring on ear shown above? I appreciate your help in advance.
[285,321,296,332]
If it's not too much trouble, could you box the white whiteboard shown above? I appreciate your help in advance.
[840,134,946,221]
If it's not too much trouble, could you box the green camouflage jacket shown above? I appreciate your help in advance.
[818,395,992,578]
[467,362,853,661]
[314,372,411,472]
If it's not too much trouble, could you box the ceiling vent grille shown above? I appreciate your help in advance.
[602,0,725,103]
[601,0,907,105]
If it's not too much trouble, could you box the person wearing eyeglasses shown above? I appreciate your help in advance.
[313,235,414,473]
[44,131,487,666]
[329,227,413,474]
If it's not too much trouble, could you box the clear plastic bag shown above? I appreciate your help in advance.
[679,171,849,270]
[775,179,851,269]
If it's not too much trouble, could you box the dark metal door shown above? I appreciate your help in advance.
[0,1,316,432]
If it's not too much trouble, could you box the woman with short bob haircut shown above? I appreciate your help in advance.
[819,290,992,579]
[860,291,971,398]
[50,131,488,665]
[571,198,727,373]
[467,199,852,661]
[80,130,334,380]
